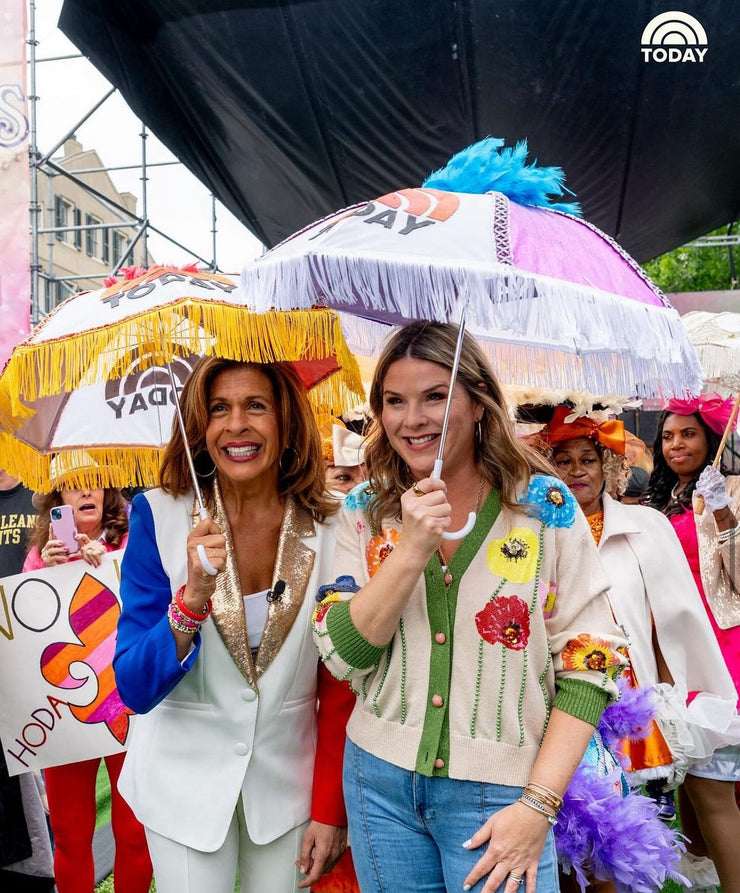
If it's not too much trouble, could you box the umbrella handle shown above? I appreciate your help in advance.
[442,513,477,540]
[431,458,478,541]
[432,311,476,541]
[165,357,219,576]
[712,393,740,469]
[196,507,219,576]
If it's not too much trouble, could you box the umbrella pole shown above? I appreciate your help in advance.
[712,392,740,469]
[166,360,218,576]
[433,307,477,541]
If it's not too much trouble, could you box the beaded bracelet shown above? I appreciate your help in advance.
[518,793,558,826]
[174,584,212,621]
[168,600,201,635]
[717,525,738,543]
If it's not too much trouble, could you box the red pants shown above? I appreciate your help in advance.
[44,753,152,893]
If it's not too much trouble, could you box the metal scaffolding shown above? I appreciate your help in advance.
[27,0,225,324]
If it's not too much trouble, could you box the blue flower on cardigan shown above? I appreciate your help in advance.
[521,475,576,528]
[344,482,374,512]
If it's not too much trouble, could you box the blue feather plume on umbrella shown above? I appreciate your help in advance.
[422,136,581,215]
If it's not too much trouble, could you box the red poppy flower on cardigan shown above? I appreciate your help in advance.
[475,595,530,650]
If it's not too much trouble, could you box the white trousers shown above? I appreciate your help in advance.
[145,799,310,893]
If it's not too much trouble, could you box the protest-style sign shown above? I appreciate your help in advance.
[0,551,133,776]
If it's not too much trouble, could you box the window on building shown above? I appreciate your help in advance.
[74,208,82,250]
[54,196,74,243]
[85,213,101,258]
[55,279,73,306]
[112,230,128,265]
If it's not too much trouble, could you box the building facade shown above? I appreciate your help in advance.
[36,136,154,316]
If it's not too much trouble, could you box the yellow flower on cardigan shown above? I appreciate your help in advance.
[561,633,622,675]
[486,527,539,583]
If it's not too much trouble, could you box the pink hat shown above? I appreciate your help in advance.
[663,393,735,436]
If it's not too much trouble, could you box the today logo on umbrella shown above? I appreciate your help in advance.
[104,354,197,421]
[308,188,461,241]
[357,187,460,235]
[640,11,708,63]
[99,269,236,310]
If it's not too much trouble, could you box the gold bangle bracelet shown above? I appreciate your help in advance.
[522,784,562,812]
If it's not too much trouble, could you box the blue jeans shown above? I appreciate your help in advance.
[343,738,559,892]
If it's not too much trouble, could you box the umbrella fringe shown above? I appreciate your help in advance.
[3,305,366,414]
[691,343,740,391]
[241,256,702,399]
[0,436,164,492]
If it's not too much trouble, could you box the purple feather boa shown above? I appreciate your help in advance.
[599,678,655,767]
[555,680,687,891]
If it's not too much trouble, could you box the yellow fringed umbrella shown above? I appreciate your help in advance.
[0,266,365,493]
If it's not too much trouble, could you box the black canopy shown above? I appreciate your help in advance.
[60,0,740,261]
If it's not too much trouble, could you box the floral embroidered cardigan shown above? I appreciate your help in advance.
[312,475,628,787]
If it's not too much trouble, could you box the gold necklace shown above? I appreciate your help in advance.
[437,476,486,587]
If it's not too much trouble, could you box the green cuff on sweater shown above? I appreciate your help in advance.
[325,600,385,670]
[554,677,609,727]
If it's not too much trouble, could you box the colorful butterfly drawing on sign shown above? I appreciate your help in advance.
[0,552,133,775]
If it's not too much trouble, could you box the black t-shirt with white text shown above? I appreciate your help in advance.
[0,484,36,577]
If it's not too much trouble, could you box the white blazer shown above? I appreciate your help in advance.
[598,493,734,700]
[117,489,337,851]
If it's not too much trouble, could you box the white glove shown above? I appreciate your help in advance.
[695,465,732,513]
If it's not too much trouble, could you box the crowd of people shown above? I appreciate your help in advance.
[1,321,739,893]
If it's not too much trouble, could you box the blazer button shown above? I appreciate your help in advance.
[434,758,445,769]
[435,633,446,644]
[234,743,249,756]
[431,694,444,708]
[241,689,257,702]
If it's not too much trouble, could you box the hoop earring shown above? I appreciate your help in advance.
[279,447,300,476]
[194,451,217,478]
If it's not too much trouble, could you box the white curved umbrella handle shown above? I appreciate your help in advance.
[442,512,477,541]
[196,507,219,576]
[431,459,477,541]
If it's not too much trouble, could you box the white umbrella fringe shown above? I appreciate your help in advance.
[243,254,702,399]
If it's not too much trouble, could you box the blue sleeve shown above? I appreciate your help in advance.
[114,493,200,713]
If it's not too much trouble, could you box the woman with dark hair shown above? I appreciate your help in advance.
[645,395,740,891]
[313,321,628,893]
[24,473,153,893]
[114,357,353,893]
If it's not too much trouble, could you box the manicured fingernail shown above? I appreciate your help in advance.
[463,885,472,891]
[461,838,472,849]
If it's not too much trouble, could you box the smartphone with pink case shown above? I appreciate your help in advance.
[50,504,80,554]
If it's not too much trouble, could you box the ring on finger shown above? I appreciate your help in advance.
[412,482,424,497]
[508,873,524,885]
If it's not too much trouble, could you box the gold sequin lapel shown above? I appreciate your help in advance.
[254,498,316,677]
[192,484,316,690]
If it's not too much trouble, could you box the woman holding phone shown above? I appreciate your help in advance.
[24,475,153,893]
